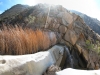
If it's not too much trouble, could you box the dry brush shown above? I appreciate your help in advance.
[0,26,57,55]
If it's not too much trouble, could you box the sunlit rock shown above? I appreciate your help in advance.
[56,68,100,75]
[0,45,64,75]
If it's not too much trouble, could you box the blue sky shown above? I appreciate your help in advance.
[0,0,100,20]
[0,0,28,13]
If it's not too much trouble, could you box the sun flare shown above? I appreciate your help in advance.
[24,0,37,6]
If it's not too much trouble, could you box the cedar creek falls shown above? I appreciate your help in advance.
[0,4,100,75]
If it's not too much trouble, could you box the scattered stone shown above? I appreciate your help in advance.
[43,65,61,75]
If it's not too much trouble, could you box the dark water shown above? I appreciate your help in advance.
[64,46,73,68]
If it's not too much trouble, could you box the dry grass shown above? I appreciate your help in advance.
[0,26,57,55]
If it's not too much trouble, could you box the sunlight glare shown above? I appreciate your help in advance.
[23,0,100,20]
[24,0,37,6]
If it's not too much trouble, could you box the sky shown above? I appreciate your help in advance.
[0,0,100,20]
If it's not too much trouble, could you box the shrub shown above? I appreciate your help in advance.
[0,26,56,55]
[94,41,100,55]
[86,40,94,50]
[86,40,100,56]
[24,15,36,24]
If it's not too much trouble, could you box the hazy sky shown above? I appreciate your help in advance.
[0,0,100,20]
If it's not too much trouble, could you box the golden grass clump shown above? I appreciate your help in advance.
[0,26,57,55]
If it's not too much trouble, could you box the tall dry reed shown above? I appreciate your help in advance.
[0,26,56,55]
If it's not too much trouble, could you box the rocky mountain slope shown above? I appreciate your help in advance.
[71,10,100,35]
[0,4,29,24]
[0,4,100,70]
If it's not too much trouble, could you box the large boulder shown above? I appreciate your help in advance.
[64,29,78,45]
[57,12,73,25]
[0,45,64,75]
[58,25,67,34]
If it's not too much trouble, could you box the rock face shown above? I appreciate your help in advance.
[0,4,100,70]
[0,45,64,75]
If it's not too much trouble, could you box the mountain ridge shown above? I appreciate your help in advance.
[71,10,100,35]
[0,4,29,24]
[0,4,29,18]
